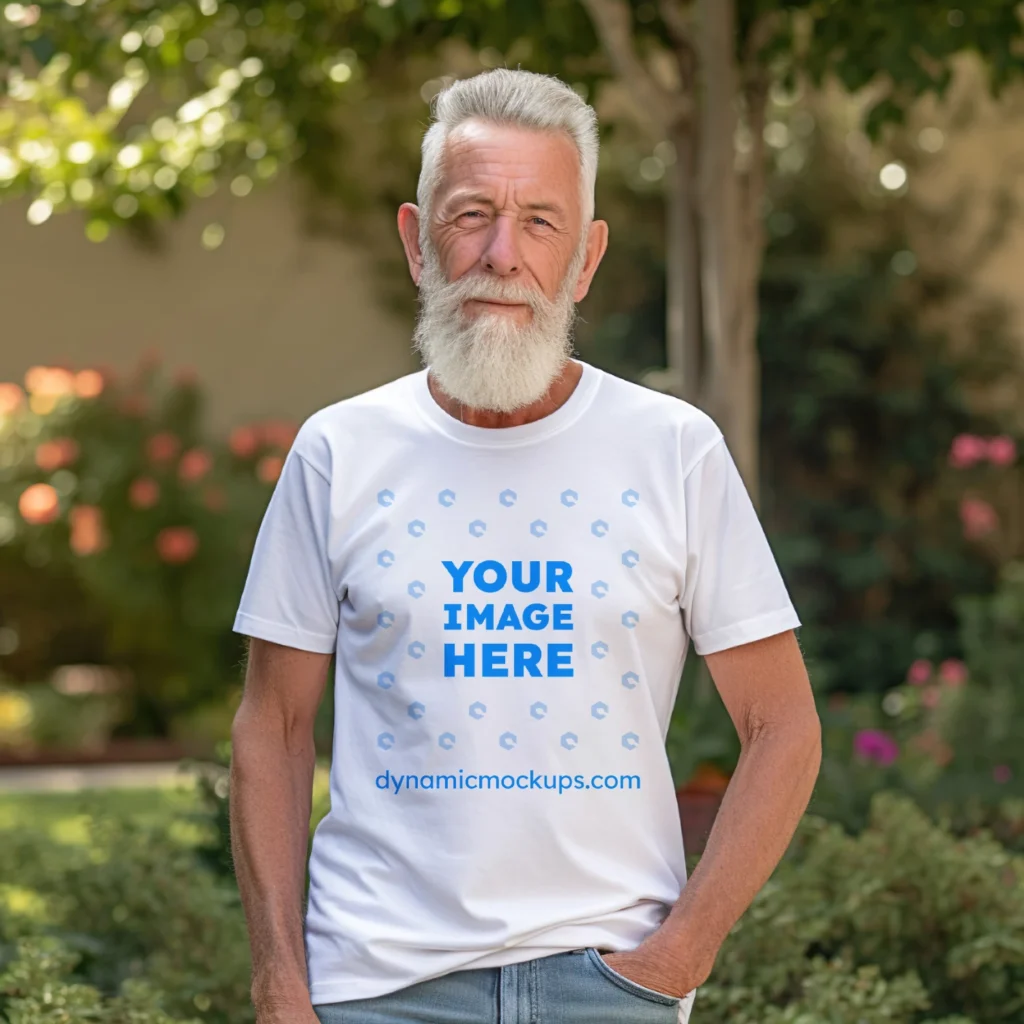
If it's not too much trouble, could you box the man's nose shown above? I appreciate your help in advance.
[479,214,521,276]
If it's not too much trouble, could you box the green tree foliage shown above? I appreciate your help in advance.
[3,1,1022,242]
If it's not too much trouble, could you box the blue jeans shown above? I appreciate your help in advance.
[311,947,697,1023]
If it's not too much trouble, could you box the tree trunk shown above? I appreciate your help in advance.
[665,119,704,406]
[696,0,760,506]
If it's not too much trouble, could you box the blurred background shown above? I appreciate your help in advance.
[1,3,1024,1023]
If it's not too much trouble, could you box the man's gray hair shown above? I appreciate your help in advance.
[416,69,599,242]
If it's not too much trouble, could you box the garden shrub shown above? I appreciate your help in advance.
[0,813,252,1024]
[3,786,1021,1024]
[0,935,200,1024]
[698,792,1024,1023]
[0,358,297,745]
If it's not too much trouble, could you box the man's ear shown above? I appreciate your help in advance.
[397,203,424,286]
[572,219,610,304]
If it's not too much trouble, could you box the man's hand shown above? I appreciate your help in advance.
[598,632,819,1003]
[600,942,713,1000]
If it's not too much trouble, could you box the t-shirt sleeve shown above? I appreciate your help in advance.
[680,434,801,656]
[233,446,340,654]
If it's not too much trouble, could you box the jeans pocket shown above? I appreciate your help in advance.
[584,947,681,1007]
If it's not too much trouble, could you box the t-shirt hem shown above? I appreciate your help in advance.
[692,607,801,656]
[232,611,337,654]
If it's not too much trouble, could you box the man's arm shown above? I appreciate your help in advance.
[605,628,821,997]
[229,637,334,1022]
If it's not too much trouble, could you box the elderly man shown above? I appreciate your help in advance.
[230,68,820,1024]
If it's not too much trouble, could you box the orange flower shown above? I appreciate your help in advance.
[202,485,227,512]
[24,365,75,397]
[146,431,181,463]
[174,366,199,388]
[120,394,148,417]
[156,525,199,564]
[178,447,213,483]
[18,483,60,524]
[257,454,284,483]
[74,369,105,399]
[69,505,107,556]
[260,418,299,450]
[0,382,25,416]
[229,425,260,458]
[129,477,160,509]
[34,437,79,472]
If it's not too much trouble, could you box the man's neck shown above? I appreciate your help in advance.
[426,359,583,429]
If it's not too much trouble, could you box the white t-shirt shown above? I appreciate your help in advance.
[233,358,801,1005]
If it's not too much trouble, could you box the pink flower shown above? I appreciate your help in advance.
[948,433,987,468]
[129,477,160,509]
[960,497,999,539]
[146,432,181,464]
[156,525,199,564]
[229,425,260,459]
[993,764,1012,784]
[178,447,213,483]
[69,505,107,556]
[986,435,1017,466]
[853,729,899,766]
[906,659,932,685]
[34,437,79,472]
[938,658,968,687]
[257,454,284,484]
[18,483,60,524]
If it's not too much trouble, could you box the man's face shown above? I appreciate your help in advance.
[410,120,595,414]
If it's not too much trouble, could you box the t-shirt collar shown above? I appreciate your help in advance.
[411,358,601,448]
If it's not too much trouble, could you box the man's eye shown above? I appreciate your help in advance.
[531,217,552,227]
[460,210,484,219]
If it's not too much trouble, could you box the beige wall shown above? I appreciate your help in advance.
[0,174,418,434]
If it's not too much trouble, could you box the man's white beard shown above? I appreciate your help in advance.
[412,234,587,414]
